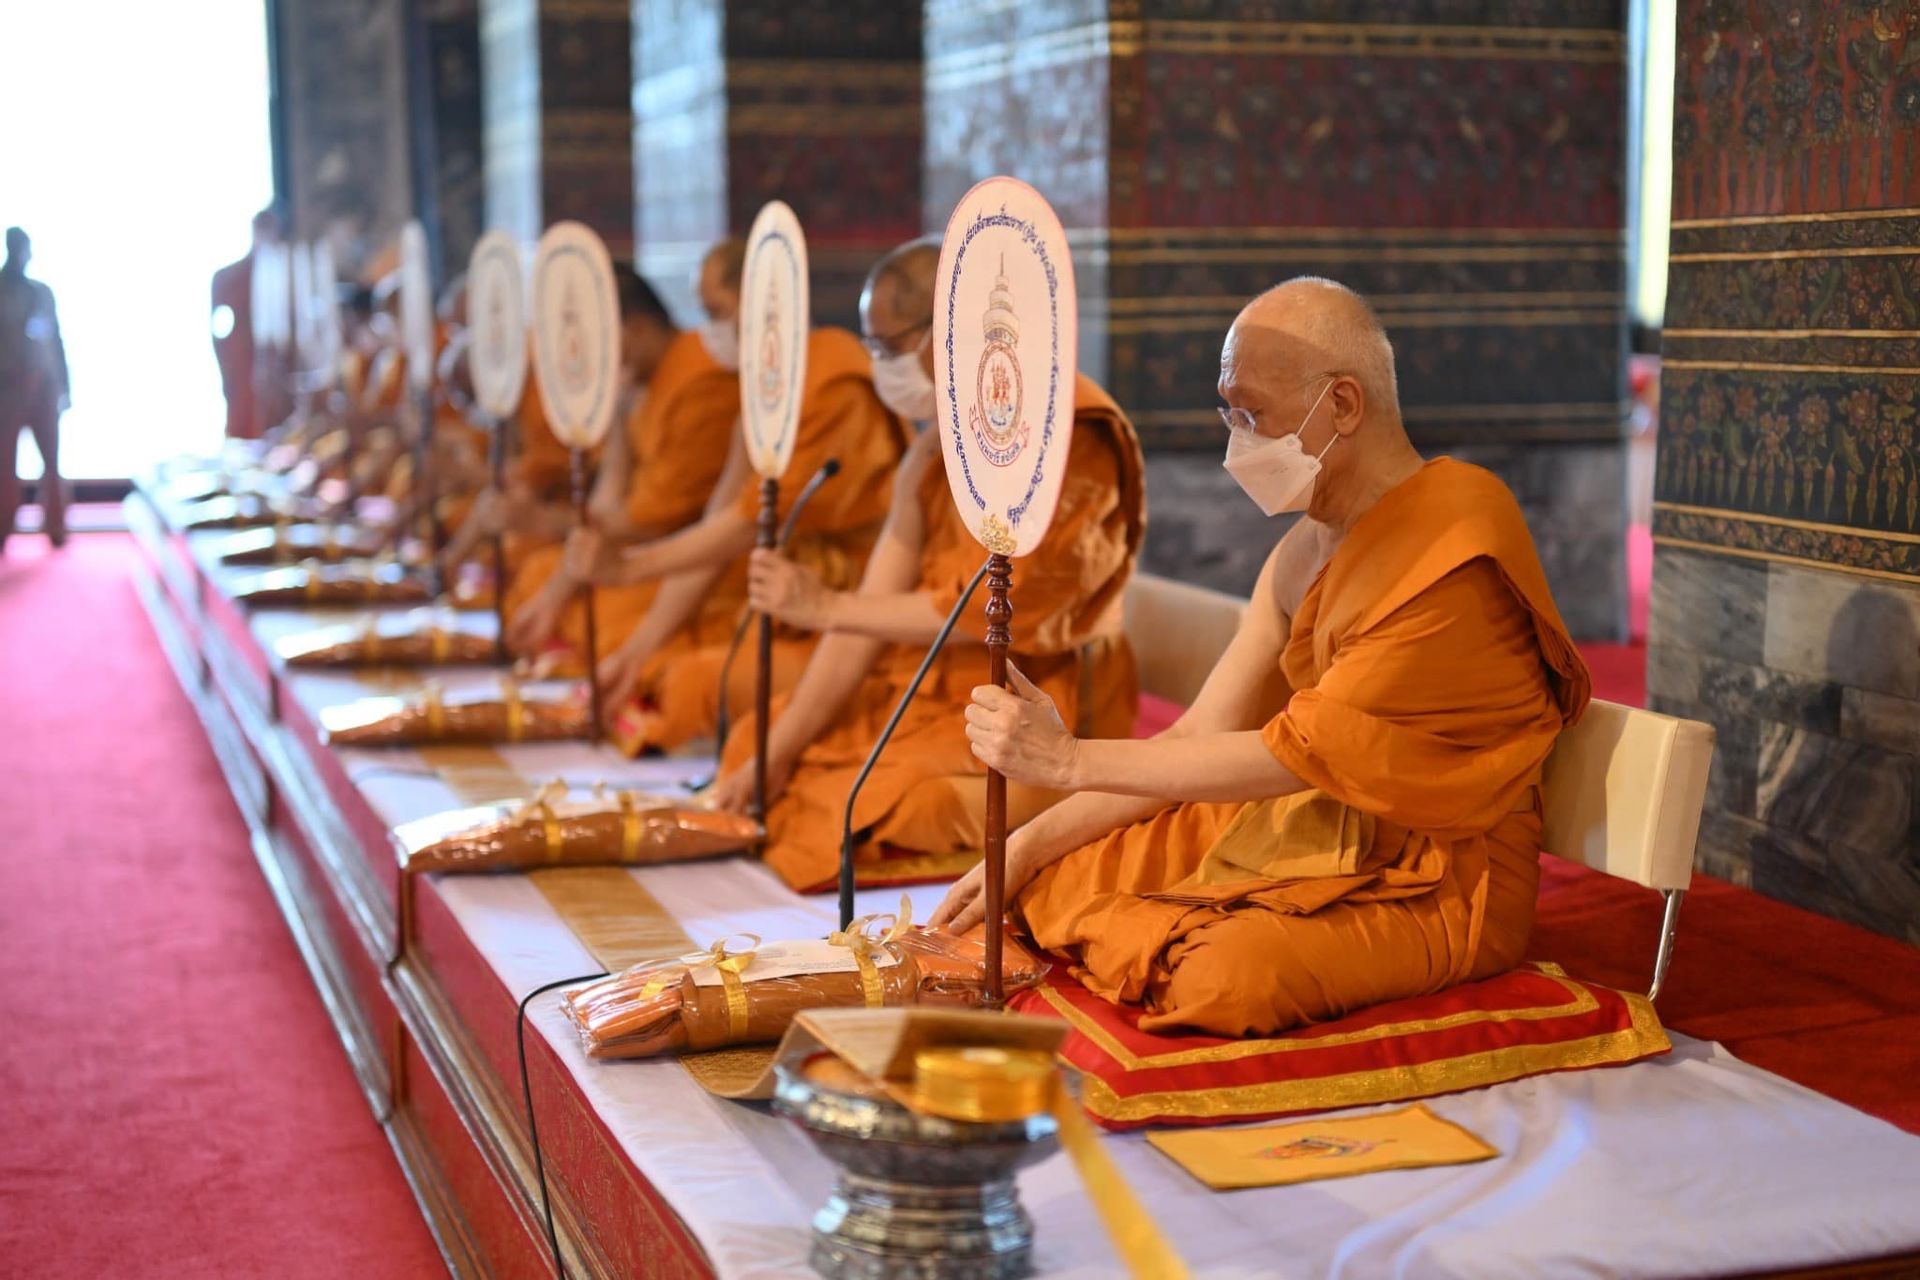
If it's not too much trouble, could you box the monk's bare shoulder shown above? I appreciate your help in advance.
[1259,518,1340,624]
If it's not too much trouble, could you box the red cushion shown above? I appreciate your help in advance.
[1132,691,1183,738]
[1012,961,1670,1130]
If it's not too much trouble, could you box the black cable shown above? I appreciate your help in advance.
[837,555,993,929]
[516,970,608,1280]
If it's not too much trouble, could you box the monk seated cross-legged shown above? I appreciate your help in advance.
[541,241,911,752]
[440,251,724,607]
[930,277,1592,1038]
[705,237,1146,893]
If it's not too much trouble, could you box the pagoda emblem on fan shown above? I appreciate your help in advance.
[557,279,589,395]
[969,255,1028,468]
[756,277,784,413]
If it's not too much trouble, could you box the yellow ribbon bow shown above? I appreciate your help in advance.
[508,780,571,861]
[498,676,527,741]
[829,894,913,1008]
[631,932,762,1038]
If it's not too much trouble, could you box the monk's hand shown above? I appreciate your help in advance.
[748,548,836,630]
[705,753,792,815]
[505,577,570,654]
[929,828,1041,934]
[596,634,654,711]
[561,526,610,585]
[964,663,1079,790]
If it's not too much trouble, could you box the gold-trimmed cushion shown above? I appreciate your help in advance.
[1013,960,1669,1130]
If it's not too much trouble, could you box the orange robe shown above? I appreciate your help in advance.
[597,328,909,747]
[502,328,742,658]
[1017,458,1592,1037]
[723,373,1145,892]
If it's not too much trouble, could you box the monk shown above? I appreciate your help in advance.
[483,247,743,661]
[525,243,910,748]
[930,278,1591,1038]
[211,209,277,439]
[704,237,1145,892]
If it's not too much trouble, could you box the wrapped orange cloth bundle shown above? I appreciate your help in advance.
[232,561,432,607]
[895,927,1050,1008]
[321,678,588,746]
[562,908,1049,1060]
[393,782,761,873]
[218,524,390,566]
[276,613,498,667]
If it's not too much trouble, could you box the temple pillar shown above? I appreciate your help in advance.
[632,0,922,326]
[923,1,1632,635]
[480,0,633,252]
[1647,4,1920,942]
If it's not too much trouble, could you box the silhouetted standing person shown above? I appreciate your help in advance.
[0,227,69,552]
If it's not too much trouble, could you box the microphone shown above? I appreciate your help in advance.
[837,555,992,929]
[708,457,841,759]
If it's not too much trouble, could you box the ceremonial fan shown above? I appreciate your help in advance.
[466,230,531,661]
[530,221,623,739]
[738,200,810,822]
[932,177,1080,1009]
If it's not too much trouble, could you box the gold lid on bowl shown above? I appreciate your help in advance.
[910,1047,1056,1123]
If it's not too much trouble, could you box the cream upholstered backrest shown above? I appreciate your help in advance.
[1540,699,1715,893]
[1123,574,1247,707]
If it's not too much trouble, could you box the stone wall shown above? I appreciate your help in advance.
[632,0,922,327]
[1646,2,1920,943]
[924,0,1633,638]
[275,0,414,278]
[480,0,631,252]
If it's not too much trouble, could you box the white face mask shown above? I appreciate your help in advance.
[1221,379,1338,516]
[699,317,739,371]
[871,334,935,423]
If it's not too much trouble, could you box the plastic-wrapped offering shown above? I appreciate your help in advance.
[561,907,1051,1060]
[277,612,497,667]
[219,523,388,566]
[895,927,1050,1007]
[321,678,587,745]
[232,560,431,607]
[394,781,760,873]
[564,922,922,1060]
[178,493,330,530]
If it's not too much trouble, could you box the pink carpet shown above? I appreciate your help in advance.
[0,536,444,1278]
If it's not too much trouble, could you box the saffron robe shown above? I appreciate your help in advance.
[563,328,906,716]
[499,328,741,658]
[1015,458,1591,1037]
[723,373,1145,891]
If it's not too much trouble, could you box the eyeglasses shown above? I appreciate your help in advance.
[861,320,931,363]
[1218,373,1343,434]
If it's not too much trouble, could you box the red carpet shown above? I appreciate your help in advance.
[0,537,444,1278]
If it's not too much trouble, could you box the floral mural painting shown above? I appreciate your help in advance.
[1656,1,1920,582]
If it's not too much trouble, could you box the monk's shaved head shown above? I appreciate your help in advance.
[862,236,941,330]
[696,236,746,321]
[1225,276,1399,419]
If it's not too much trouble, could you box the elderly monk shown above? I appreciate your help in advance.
[441,260,704,587]
[534,244,911,737]
[704,237,1145,892]
[931,278,1590,1037]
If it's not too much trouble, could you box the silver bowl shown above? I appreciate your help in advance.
[773,1063,1061,1280]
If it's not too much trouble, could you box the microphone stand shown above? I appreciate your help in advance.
[489,411,508,662]
[835,556,992,931]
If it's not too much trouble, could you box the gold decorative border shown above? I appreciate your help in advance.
[1661,359,1920,376]
[1036,963,1602,1071]
[1670,205,1920,230]
[1664,329,1920,341]
[1654,501,1920,546]
[1651,536,1920,586]
[1074,992,1670,1123]
[1669,246,1920,263]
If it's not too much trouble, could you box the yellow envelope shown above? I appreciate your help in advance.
[1147,1104,1498,1190]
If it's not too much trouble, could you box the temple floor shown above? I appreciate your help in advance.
[0,535,445,1279]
